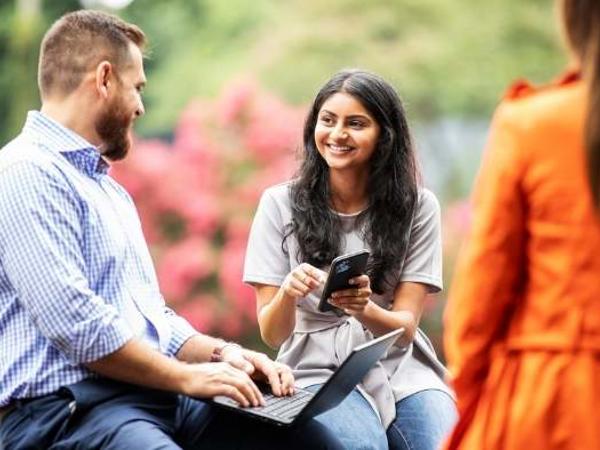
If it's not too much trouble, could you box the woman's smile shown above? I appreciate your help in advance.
[314,92,380,173]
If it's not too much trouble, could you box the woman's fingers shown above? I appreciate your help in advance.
[284,263,325,299]
[331,286,372,299]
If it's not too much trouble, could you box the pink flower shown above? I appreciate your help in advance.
[243,94,304,164]
[109,78,312,342]
[217,314,244,340]
[442,199,472,258]
[177,295,218,333]
[219,237,256,322]
[157,237,215,303]
[216,78,257,126]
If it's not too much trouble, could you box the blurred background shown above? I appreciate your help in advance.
[0,0,565,356]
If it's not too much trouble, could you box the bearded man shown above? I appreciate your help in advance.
[0,10,343,449]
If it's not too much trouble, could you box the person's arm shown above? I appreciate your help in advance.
[329,278,427,347]
[243,187,326,348]
[86,338,265,407]
[254,263,326,348]
[175,334,295,396]
[445,103,526,420]
[0,160,135,363]
[0,161,263,406]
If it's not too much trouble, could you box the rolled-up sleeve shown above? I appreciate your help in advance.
[164,306,199,356]
[0,161,133,363]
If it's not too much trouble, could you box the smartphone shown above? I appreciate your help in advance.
[317,249,370,313]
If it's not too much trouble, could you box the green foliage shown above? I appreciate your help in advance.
[128,0,565,134]
[0,0,80,143]
[0,0,564,141]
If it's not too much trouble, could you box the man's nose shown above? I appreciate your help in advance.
[135,100,145,118]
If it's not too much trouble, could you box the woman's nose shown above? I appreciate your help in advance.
[330,125,348,141]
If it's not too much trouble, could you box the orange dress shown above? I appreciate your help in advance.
[444,72,600,450]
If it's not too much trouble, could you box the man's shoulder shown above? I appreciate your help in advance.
[0,135,45,170]
[0,135,69,186]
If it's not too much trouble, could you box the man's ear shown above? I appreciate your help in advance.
[95,61,113,99]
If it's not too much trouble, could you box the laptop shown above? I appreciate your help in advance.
[211,327,404,427]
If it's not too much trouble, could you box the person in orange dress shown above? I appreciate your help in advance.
[444,0,600,448]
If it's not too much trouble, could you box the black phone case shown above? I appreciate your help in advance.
[318,250,370,313]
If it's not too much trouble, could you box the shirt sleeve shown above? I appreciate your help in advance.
[399,189,443,292]
[163,306,199,357]
[243,188,291,286]
[0,160,134,364]
[445,102,527,419]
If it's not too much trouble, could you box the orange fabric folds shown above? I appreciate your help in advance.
[444,73,600,450]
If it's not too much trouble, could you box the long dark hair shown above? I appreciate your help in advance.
[287,69,419,294]
[561,0,600,208]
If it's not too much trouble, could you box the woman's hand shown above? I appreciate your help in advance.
[281,263,326,301]
[328,274,372,316]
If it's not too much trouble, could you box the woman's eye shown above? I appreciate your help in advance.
[320,116,334,125]
[349,121,365,128]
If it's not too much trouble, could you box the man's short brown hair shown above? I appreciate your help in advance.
[38,10,146,98]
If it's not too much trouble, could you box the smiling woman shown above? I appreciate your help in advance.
[314,92,380,188]
[243,69,457,450]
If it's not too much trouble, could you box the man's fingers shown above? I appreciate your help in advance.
[220,384,250,408]
[227,357,254,374]
[227,374,263,407]
[223,367,264,406]
[279,366,295,395]
[250,354,283,396]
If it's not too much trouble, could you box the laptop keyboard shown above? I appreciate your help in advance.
[216,387,315,420]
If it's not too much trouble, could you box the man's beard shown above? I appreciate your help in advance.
[95,97,133,162]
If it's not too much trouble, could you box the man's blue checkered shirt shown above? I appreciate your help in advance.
[0,111,198,407]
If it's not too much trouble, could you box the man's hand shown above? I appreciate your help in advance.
[221,346,295,396]
[180,361,265,407]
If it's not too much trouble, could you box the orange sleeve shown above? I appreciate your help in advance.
[445,102,527,419]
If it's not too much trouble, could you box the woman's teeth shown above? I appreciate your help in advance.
[328,144,353,152]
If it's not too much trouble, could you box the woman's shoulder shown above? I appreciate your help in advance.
[416,188,441,216]
[496,71,585,129]
[259,180,294,215]
[262,180,293,199]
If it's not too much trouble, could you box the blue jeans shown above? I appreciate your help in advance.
[306,385,389,450]
[306,385,456,450]
[387,389,457,450]
[0,378,346,449]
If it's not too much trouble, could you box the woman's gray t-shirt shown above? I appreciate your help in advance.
[243,181,452,427]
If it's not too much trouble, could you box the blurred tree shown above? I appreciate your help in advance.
[0,0,564,142]
[0,0,79,143]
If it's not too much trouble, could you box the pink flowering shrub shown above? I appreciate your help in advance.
[111,78,471,354]
[111,79,303,343]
